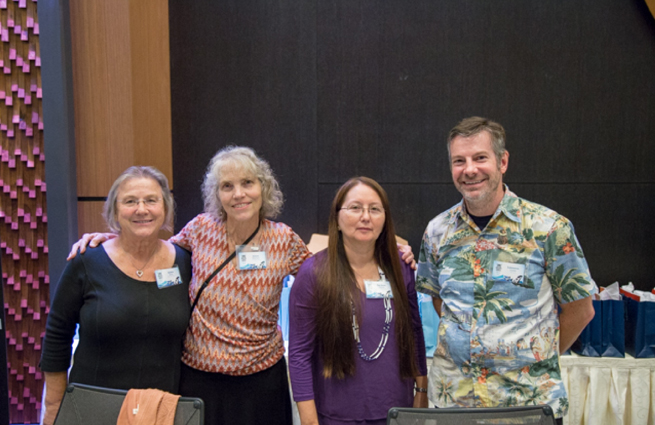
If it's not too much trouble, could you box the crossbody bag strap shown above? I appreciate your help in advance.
[189,221,261,316]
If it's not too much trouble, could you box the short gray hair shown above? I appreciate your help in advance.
[103,166,175,233]
[447,116,507,164]
[202,146,283,221]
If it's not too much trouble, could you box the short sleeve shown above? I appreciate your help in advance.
[544,218,597,305]
[286,228,312,276]
[416,226,441,298]
[169,215,201,251]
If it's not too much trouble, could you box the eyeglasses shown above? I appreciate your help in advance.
[119,198,162,209]
[340,204,385,217]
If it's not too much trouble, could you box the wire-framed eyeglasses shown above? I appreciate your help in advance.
[119,197,162,209]
[340,204,385,217]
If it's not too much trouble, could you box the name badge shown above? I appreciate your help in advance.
[364,279,393,299]
[237,245,267,270]
[155,265,183,289]
[491,261,526,286]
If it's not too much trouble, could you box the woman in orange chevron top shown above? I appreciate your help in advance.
[169,146,311,425]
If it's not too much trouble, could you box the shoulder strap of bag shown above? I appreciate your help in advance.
[189,221,261,316]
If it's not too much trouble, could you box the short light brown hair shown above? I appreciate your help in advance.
[448,116,507,164]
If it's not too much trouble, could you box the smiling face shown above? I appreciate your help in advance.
[116,177,166,239]
[217,165,263,228]
[337,183,386,249]
[449,130,509,216]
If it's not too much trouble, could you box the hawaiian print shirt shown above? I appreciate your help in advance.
[417,187,596,418]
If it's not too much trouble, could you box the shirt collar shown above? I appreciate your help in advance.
[450,184,521,226]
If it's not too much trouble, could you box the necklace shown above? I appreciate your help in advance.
[124,242,160,278]
[351,266,393,361]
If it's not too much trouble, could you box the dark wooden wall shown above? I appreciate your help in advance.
[169,0,655,290]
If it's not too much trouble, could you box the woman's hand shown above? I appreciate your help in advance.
[67,233,117,260]
[398,243,417,270]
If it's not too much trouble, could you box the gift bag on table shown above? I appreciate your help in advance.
[571,299,624,357]
[624,296,655,358]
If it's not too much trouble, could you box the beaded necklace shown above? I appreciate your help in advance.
[351,266,393,361]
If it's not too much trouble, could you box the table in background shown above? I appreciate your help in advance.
[560,353,655,425]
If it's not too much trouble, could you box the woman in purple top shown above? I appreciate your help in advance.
[289,177,428,425]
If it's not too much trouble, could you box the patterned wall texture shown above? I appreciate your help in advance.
[0,0,46,423]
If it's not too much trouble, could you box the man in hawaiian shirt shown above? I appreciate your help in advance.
[417,117,596,423]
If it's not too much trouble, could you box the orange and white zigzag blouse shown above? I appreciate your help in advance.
[170,214,311,375]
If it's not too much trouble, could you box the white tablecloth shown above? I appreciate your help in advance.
[560,353,655,425]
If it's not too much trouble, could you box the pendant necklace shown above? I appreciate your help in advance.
[125,242,160,278]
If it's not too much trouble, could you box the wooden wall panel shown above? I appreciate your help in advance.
[70,0,173,198]
[76,201,107,236]
[129,0,173,182]
[70,0,134,196]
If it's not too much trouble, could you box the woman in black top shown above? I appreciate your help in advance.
[39,166,191,425]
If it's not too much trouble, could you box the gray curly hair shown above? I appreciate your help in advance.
[103,166,175,233]
[202,146,283,221]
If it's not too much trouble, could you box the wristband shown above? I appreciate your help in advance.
[414,386,427,393]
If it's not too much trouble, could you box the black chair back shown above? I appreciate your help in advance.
[387,405,556,425]
[53,383,204,425]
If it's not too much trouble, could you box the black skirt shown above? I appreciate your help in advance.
[179,357,293,425]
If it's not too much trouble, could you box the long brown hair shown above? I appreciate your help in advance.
[314,177,419,379]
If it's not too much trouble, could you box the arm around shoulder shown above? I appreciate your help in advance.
[66,233,116,260]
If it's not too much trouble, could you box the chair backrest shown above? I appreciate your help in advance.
[387,405,556,425]
[53,383,204,425]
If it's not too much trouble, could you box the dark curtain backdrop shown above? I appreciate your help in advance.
[169,0,655,290]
